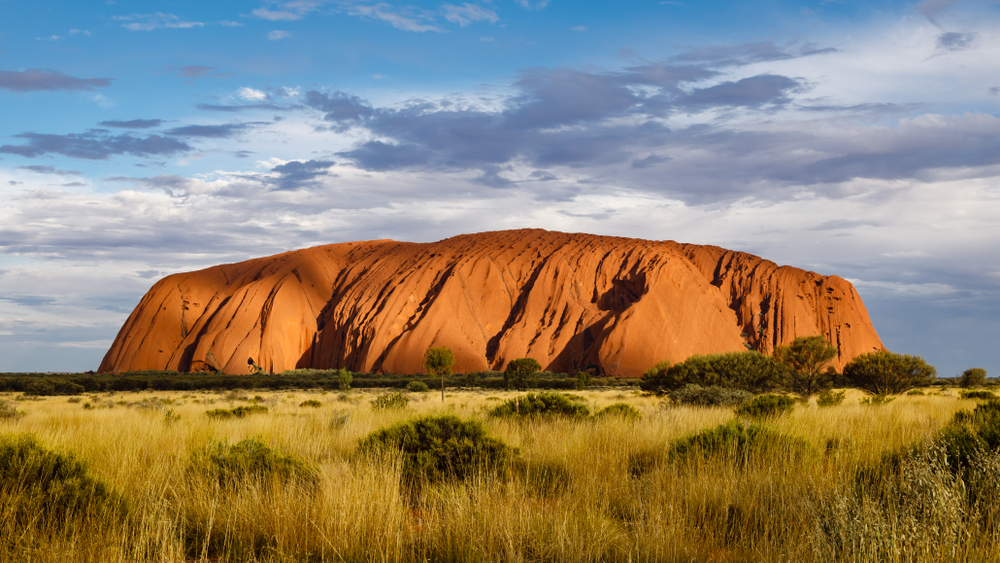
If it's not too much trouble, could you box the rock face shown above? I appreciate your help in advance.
[100,229,885,377]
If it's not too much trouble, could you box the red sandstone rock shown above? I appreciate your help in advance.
[99,229,885,376]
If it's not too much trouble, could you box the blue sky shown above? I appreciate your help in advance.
[1,0,999,376]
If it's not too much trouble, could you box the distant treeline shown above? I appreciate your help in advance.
[0,369,631,396]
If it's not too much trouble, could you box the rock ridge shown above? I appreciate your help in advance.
[99,229,884,376]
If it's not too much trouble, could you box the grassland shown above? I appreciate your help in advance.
[2,387,998,562]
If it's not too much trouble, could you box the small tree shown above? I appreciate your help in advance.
[843,350,936,395]
[336,368,353,392]
[575,371,591,390]
[424,346,455,401]
[959,367,988,388]
[774,335,838,398]
[504,358,542,390]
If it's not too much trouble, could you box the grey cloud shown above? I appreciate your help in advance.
[809,219,883,231]
[17,165,83,176]
[268,159,336,190]
[529,170,558,181]
[136,270,163,279]
[0,131,191,160]
[99,119,164,129]
[164,123,253,138]
[327,65,796,175]
[990,87,1000,96]
[916,0,964,25]
[682,74,801,110]
[305,90,375,127]
[670,41,837,67]
[196,102,287,112]
[937,31,977,52]
[630,154,671,169]
[180,65,214,78]
[0,69,112,92]
[0,295,57,307]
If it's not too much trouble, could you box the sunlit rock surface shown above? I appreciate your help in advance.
[100,229,884,376]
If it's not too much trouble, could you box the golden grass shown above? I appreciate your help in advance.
[1,388,995,562]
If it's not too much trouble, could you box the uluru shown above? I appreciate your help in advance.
[99,229,884,377]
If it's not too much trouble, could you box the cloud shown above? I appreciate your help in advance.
[0,295,58,307]
[239,87,270,101]
[196,102,286,112]
[0,69,112,92]
[915,0,964,26]
[514,0,550,9]
[570,26,587,32]
[251,1,324,21]
[16,165,83,176]
[267,159,337,190]
[99,119,164,129]
[268,30,292,40]
[113,13,205,31]
[630,154,671,169]
[164,123,255,138]
[680,74,801,110]
[936,31,977,52]
[670,40,837,67]
[442,3,499,26]
[347,3,444,32]
[0,131,191,160]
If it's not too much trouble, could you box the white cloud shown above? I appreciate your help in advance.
[442,3,499,27]
[347,3,444,32]
[238,87,269,101]
[268,30,292,40]
[113,13,205,31]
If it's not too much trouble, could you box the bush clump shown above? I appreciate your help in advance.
[961,390,996,400]
[405,381,430,393]
[668,384,752,407]
[959,367,988,388]
[504,358,543,390]
[594,402,642,421]
[370,392,410,411]
[189,436,317,487]
[488,392,590,418]
[0,433,123,524]
[205,405,269,419]
[937,400,1000,471]
[734,394,795,419]
[357,414,517,485]
[859,395,895,407]
[0,399,25,420]
[816,389,847,407]
[640,351,786,395]
[843,350,936,395]
[299,399,323,408]
[670,419,808,462]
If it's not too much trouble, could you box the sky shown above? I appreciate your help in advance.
[0,0,998,376]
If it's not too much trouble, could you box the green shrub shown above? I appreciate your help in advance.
[299,399,323,408]
[907,389,926,396]
[670,419,808,461]
[594,402,642,421]
[843,350,936,395]
[640,352,785,395]
[668,384,752,407]
[357,414,517,485]
[774,335,839,398]
[959,367,988,388]
[406,381,430,393]
[961,390,996,400]
[816,389,846,407]
[336,368,353,392]
[189,436,317,487]
[734,394,795,419]
[370,392,410,411]
[935,400,1000,471]
[504,358,542,390]
[0,433,123,524]
[575,371,591,390]
[859,395,895,406]
[488,392,590,418]
[205,405,268,419]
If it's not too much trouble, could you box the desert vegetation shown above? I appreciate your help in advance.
[2,379,1000,562]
